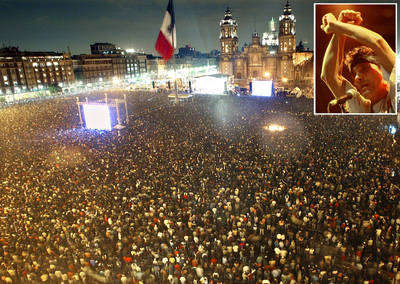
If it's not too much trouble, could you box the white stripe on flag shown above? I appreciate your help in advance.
[160,11,176,49]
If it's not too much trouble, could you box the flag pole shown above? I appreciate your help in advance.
[172,29,178,103]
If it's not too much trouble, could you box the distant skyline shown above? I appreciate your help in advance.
[0,0,398,55]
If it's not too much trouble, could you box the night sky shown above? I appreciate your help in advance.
[0,0,398,55]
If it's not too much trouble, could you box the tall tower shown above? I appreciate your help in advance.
[220,7,238,58]
[278,0,296,53]
[219,7,238,75]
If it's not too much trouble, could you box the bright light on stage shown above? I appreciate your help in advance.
[82,104,112,131]
[252,80,273,97]
[265,124,285,132]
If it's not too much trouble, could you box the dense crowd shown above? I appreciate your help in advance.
[0,92,400,283]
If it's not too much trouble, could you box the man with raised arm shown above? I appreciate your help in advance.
[320,10,396,113]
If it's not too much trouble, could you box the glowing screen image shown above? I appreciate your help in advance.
[252,80,273,97]
[82,104,112,131]
[194,76,226,95]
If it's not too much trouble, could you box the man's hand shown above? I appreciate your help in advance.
[321,13,337,34]
[354,92,372,113]
[338,10,363,25]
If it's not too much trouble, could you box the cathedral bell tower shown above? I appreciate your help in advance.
[219,7,238,75]
[278,0,296,53]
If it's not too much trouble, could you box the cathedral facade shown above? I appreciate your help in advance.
[219,1,313,89]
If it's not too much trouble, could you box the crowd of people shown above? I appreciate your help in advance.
[0,92,400,283]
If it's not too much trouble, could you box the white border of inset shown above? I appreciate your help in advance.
[313,2,397,115]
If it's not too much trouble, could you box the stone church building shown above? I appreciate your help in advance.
[219,1,313,89]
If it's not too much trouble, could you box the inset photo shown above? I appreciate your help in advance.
[314,3,396,114]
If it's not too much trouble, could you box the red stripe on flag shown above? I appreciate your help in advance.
[155,31,173,61]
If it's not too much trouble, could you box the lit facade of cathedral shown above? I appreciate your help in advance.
[219,1,313,89]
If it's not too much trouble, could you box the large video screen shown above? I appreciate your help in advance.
[83,104,112,131]
[252,80,273,97]
[194,76,226,95]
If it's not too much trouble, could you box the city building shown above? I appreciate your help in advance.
[126,52,148,77]
[219,7,238,76]
[0,47,74,95]
[90,42,120,55]
[177,45,197,58]
[218,0,313,89]
[72,54,127,83]
[262,18,279,54]
[278,0,296,53]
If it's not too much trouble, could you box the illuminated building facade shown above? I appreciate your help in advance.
[262,18,279,54]
[0,47,74,95]
[73,54,126,83]
[219,7,238,75]
[90,42,121,55]
[278,0,296,53]
[219,1,313,89]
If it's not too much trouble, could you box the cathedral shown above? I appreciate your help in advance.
[219,1,313,89]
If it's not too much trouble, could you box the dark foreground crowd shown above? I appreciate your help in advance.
[1,92,400,283]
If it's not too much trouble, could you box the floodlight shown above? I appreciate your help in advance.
[83,104,112,131]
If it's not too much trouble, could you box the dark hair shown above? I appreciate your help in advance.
[344,46,377,74]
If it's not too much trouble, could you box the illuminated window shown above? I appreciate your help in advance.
[3,76,7,81]
[46,62,52,66]
[54,62,59,66]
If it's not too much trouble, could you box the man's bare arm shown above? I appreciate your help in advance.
[324,19,395,73]
[320,32,346,98]
[321,14,345,98]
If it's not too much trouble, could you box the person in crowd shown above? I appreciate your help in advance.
[0,91,399,283]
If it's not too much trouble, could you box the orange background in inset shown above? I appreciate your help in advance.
[315,4,396,114]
